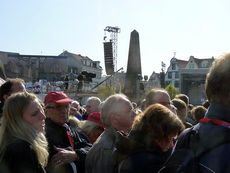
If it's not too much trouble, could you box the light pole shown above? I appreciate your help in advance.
[136,74,142,104]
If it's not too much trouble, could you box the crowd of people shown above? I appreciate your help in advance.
[0,52,230,173]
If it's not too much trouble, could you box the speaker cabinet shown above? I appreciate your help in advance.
[104,42,114,75]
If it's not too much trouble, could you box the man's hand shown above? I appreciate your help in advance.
[51,146,78,166]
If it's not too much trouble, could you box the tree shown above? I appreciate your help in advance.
[97,86,115,100]
[165,83,179,99]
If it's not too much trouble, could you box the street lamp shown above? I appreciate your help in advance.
[136,74,143,104]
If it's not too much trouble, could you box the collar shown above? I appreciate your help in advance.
[104,127,118,136]
[205,103,230,123]
[45,118,68,129]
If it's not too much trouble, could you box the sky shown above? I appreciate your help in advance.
[1,0,230,78]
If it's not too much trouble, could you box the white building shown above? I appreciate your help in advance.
[165,57,187,90]
[165,55,214,105]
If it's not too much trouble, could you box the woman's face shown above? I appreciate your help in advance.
[157,134,177,152]
[23,99,46,132]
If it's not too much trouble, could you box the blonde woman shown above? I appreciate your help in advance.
[0,92,49,173]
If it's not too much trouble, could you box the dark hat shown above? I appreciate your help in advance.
[44,91,73,106]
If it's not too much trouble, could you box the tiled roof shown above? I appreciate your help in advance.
[60,51,93,61]
[149,71,160,80]
[177,59,188,69]
[174,56,214,69]
[59,51,102,69]
[193,57,214,68]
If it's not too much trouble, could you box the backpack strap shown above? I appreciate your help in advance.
[159,125,230,173]
[158,127,199,173]
[195,124,230,157]
[175,123,230,157]
[173,126,199,152]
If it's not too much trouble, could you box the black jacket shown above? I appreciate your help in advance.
[0,139,46,173]
[115,131,171,173]
[119,151,169,173]
[0,101,4,119]
[45,118,91,173]
[196,103,230,173]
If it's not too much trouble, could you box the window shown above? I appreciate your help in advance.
[189,64,194,69]
[168,72,172,79]
[202,63,206,68]
[166,81,170,86]
[86,61,90,66]
[172,63,176,70]
[175,72,179,78]
[175,81,179,88]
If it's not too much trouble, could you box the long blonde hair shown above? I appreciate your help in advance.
[0,92,49,167]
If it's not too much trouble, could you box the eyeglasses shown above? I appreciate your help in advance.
[46,105,70,111]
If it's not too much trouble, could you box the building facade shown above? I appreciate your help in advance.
[165,56,214,105]
[165,57,187,89]
[145,71,161,92]
[0,50,103,91]
[60,51,102,82]
[0,51,68,82]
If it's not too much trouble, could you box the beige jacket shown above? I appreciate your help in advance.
[85,127,118,173]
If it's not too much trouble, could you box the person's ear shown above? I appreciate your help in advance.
[44,108,50,118]
[3,94,9,101]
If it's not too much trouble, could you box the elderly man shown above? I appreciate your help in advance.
[0,78,26,118]
[70,100,83,120]
[44,91,91,173]
[85,94,136,173]
[145,88,176,113]
[86,97,101,114]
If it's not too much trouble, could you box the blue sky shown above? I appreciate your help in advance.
[1,0,230,77]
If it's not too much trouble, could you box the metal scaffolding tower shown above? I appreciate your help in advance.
[103,26,121,73]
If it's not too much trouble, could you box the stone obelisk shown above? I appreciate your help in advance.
[124,30,142,103]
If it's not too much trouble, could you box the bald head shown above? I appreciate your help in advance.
[145,89,171,109]
[101,94,136,133]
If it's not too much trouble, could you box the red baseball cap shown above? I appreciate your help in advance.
[44,91,73,106]
[87,112,105,128]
